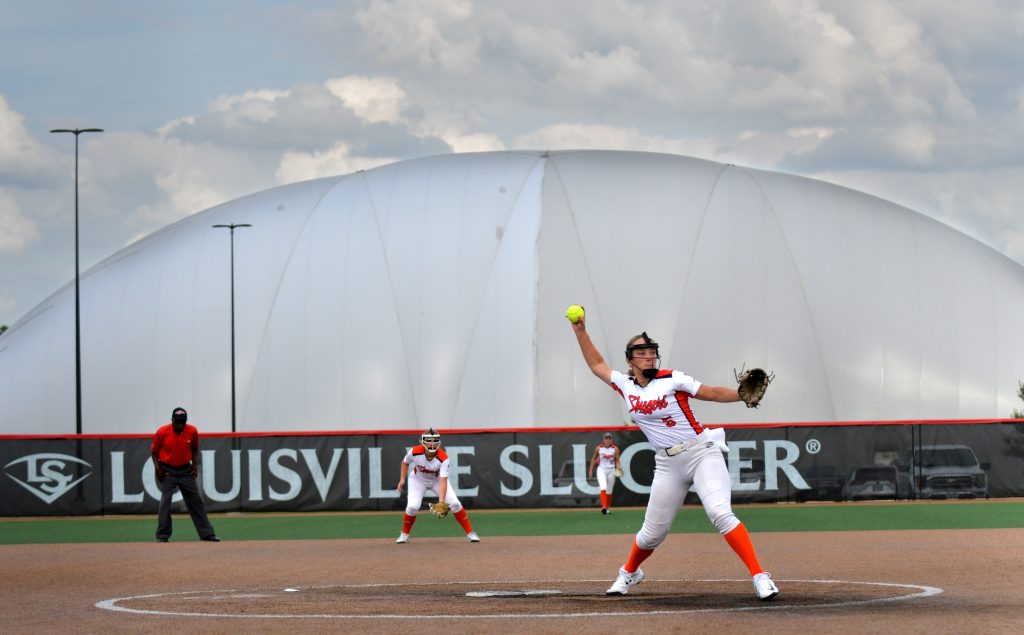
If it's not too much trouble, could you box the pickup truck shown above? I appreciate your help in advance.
[905,444,989,499]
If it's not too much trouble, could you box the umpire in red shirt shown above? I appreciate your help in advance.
[151,407,219,542]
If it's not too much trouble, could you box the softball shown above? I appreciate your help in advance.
[565,305,585,324]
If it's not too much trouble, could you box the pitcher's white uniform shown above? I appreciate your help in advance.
[609,368,739,548]
[403,446,465,516]
[570,321,778,600]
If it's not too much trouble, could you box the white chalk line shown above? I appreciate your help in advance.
[95,578,943,619]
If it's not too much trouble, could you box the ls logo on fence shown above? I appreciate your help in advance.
[4,453,92,504]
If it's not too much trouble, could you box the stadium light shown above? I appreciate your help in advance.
[50,127,103,435]
[212,223,252,433]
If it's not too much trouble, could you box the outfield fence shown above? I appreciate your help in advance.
[1,419,1022,516]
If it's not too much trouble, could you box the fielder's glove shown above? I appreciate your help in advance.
[613,467,624,478]
[735,366,774,408]
[429,501,451,518]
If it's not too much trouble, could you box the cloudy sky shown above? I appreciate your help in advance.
[1,0,1023,326]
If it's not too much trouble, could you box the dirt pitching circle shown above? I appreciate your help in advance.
[96,578,942,620]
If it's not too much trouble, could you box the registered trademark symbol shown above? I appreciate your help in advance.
[805,439,821,454]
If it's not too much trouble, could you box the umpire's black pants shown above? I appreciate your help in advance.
[156,465,216,541]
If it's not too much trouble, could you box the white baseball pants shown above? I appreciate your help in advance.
[405,477,464,516]
[635,442,740,550]
[596,466,617,493]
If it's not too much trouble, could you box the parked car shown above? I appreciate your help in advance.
[795,464,845,502]
[905,445,989,500]
[843,465,900,501]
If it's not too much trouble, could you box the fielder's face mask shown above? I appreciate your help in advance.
[626,332,661,379]
[171,408,188,426]
[421,428,441,452]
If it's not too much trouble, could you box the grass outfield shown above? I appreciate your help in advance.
[1,500,1022,545]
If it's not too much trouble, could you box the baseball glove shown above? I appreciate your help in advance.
[613,467,624,478]
[429,501,451,518]
[735,366,774,408]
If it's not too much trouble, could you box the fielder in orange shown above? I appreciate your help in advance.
[395,428,480,544]
[589,432,622,514]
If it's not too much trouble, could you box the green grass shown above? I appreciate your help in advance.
[1,501,1021,545]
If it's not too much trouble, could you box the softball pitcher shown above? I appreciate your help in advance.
[588,433,621,514]
[569,313,779,600]
[395,428,480,544]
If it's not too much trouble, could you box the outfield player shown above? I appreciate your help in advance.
[395,428,480,544]
[569,316,779,600]
[588,433,621,514]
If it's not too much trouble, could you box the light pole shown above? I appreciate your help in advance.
[212,223,251,433]
[50,127,103,435]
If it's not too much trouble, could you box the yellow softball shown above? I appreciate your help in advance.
[565,305,585,324]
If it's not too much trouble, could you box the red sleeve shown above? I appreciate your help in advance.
[191,427,200,456]
[151,427,164,453]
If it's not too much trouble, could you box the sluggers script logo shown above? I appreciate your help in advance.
[4,453,92,504]
[628,395,668,415]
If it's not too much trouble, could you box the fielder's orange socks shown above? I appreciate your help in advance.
[600,490,610,509]
[402,513,417,534]
[453,508,473,533]
[723,523,764,576]
[623,539,654,573]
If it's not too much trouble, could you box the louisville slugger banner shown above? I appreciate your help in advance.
[1,421,1022,516]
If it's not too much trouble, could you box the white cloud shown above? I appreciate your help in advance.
[437,130,505,153]
[512,122,838,170]
[555,45,651,94]
[512,123,691,154]
[208,88,290,114]
[325,76,406,124]
[0,94,60,183]
[883,122,937,163]
[787,127,839,140]
[0,95,32,157]
[9,74,453,270]
[0,188,38,252]
[157,115,195,136]
[81,132,269,229]
[356,0,480,73]
[276,142,397,184]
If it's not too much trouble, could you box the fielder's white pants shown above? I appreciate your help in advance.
[596,466,617,493]
[405,477,464,516]
[635,443,740,550]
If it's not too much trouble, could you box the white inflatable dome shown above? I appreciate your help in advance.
[2,150,1023,434]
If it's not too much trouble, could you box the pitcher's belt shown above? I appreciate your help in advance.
[657,433,711,457]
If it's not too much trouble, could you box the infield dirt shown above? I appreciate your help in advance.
[2,528,1022,633]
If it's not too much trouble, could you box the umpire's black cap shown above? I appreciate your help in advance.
[171,407,188,424]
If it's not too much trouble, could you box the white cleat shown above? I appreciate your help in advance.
[467,531,480,542]
[606,567,644,595]
[395,533,409,544]
[753,572,779,600]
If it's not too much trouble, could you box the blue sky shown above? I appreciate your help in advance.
[2,0,1024,326]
